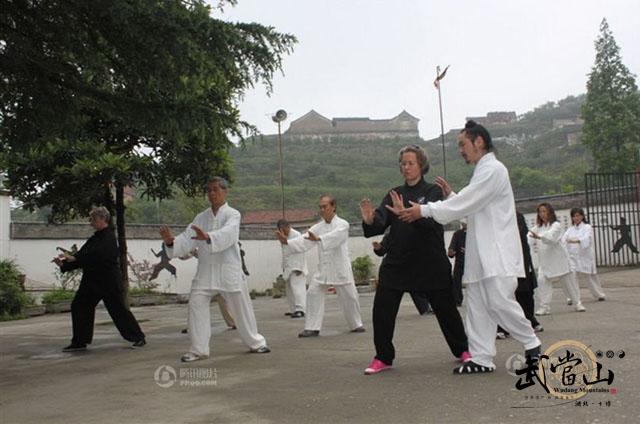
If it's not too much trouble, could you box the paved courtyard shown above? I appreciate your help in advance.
[1,267,639,424]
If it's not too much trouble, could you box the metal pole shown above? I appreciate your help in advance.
[277,122,285,219]
[436,66,447,179]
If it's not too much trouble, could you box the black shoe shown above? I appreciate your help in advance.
[351,326,366,333]
[298,330,320,338]
[181,328,188,334]
[63,343,87,352]
[453,360,495,374]
[131,339,146,349]
[249,346,271,353]
[284,312,293,316]
[291,311,305,318]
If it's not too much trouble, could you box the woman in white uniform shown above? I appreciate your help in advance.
[563,207,606,302]
[528,202,585,315]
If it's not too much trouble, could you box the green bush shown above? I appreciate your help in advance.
[41,288,76,305]
[0,259,29,319]
[352,255,373,284]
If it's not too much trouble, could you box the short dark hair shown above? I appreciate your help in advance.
[570,207,588,224]
[461,120,493,152]
[276,219,290,229]
[536,202,558,226]
[320,194,337,210]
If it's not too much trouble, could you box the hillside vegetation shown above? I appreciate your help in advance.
[227,95,591,222]
[11,95,592,224]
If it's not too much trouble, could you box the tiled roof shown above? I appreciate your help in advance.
[241,209,317,225]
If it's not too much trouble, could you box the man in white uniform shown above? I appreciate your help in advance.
[159,177,270,362]
[387,121,541,374]
[276,219,308,318]
[276,195,365,337]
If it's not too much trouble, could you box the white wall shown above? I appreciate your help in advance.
[9,234,391,294]
[6,205,635,293]
[0,192,10,259]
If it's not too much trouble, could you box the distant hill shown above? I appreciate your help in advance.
[228,94,591,222]
[10,95,592,224]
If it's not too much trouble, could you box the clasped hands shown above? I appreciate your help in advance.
[362,176,451,223]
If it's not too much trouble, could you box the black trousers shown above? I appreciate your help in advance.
[373,285,468,365]
[452,270,464,306]
[515,289,540,328]
[409,292,431,315]
[71,283,145,345]
[497,289,539,334]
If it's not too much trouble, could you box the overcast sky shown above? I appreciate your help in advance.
[215,0,639,140]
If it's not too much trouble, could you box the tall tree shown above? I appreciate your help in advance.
[0,0,296,289]
[581,18,640,173]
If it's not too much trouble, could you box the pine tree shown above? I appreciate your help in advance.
[582,19,640,172]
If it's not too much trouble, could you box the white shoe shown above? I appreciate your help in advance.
[181,352,209,362]
[566,298,572,306]
[535,308,550,316]
[575,303,586,312]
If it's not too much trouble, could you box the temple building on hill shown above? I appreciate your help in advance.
[465,111,517,126]
[284,110,419,140]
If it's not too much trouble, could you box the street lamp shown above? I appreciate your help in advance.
[272,109,287,219]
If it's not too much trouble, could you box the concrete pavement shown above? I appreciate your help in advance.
[1,267,639,424]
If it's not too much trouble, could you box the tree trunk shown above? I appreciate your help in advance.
[115,181,131,308]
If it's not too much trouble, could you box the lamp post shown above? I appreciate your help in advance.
[272,109,287,219]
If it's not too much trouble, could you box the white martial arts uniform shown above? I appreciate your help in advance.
[166,203,267,356]
[528,221,583,313]
[419,153,540,368]
[282,228,308,313]
[563,222,606,300]
[285,215,363,332]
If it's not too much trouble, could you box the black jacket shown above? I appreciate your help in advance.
[363,178,452,291]
[61,228,123,295]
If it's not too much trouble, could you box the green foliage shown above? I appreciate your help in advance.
[352,255,373,284]
[0,0,296,284]
[129,287,156,296]
[581,19,640,173]
[42,288,76,305]
[0,260,29,319]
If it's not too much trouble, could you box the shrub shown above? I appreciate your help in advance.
[352,255,373,284]
[0,259,29,319]
[42,288,76,305]
[127,253,159,291]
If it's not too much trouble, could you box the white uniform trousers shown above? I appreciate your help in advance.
[304,281,363,331]
[188,285,266,356]
[537,271,582,312]
[465,276,541,368]
[286,271,307,313]
[569,271,606,299]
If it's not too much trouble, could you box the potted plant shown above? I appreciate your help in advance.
[351,255,375,293]
[42,288,76,313]
[22,295,46,317]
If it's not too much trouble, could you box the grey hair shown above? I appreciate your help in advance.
[207,176,229,190]
[398,144,430,175]
[89,206,110,222]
